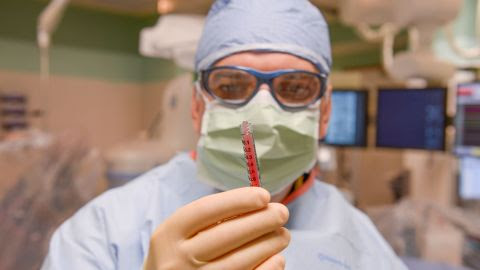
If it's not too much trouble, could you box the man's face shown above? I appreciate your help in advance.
[191,52,332,138]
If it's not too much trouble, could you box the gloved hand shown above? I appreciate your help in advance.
[143,187,290,270]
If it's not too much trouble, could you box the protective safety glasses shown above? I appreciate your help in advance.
[200,66,328,110]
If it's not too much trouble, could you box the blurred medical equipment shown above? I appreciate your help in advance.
[132,14,206,187]
[0,133,100,270]
[0,92,28,135]
[140,14,205,70]
[367,199,480,268]
[455,82,480,157]
[454,81,480,207]
[324,89,368,147]
[316,146,337,172]
[376,88,447,150]
[37,0,69,78]
[441,0,480,65]
[402,257,474,270]
[105,74,197,187]
[0,129,53,154]
[458,156,480,201]
[338,0,463,82]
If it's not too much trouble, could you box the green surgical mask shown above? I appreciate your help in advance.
[196,87,320,195]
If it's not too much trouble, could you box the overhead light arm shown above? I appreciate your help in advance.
[444,2,480,59]
[37,0,70,78]
[37,0,70,50]
[339,0,463,82]
[355,23,398,42]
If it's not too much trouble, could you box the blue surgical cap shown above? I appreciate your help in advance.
[195,0,332,74]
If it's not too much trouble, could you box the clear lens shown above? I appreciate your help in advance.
[207,68,257,103]
[273,72,321,107]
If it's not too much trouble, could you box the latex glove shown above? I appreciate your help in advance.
[143,187,290,270]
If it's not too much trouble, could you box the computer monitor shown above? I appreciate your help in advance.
[324,90,368,147]
[459,156,480,200]
[376,88,446,150]
[455,82,480,157]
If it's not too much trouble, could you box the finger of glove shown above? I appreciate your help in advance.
[186,203,289,262]
[167,187,270,238]
[201,227,290,270]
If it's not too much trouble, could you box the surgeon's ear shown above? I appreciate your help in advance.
[319,84,332,139]
[191,86,205,135]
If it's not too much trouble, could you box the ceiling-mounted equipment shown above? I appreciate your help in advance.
[105,74,197,187]
[445,0,480,59]
[157,0,175,14]
[37,0,70,78]
[338,0,464,83]
[139,14,205,71]
[435,0,480,68]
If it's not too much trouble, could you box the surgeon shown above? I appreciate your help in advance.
[42,0,407,269]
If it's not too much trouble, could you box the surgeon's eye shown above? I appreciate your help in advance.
[207,69,257,102]
[273,72,321,106]
[217,83,246,98]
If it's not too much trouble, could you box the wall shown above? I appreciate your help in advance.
[0,69,146,149]
[0,0,185,150]
[0,40,182,151]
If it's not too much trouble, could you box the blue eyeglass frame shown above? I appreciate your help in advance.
[200,65,328,110]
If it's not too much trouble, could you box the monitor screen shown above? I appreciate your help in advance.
[455,82,480,157]
[376,88,446,150]
[459,156,480,200]
[325,90,368,147]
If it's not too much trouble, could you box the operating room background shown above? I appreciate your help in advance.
[1,0,479,211]
[0,0,411,199]
[0,0,479,269]
[0,0,477,220]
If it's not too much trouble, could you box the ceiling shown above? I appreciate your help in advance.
[70,0,339,16]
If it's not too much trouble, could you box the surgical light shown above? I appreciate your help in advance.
[338,0,464,82]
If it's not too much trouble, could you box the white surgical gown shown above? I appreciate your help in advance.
[41,153,407,270]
